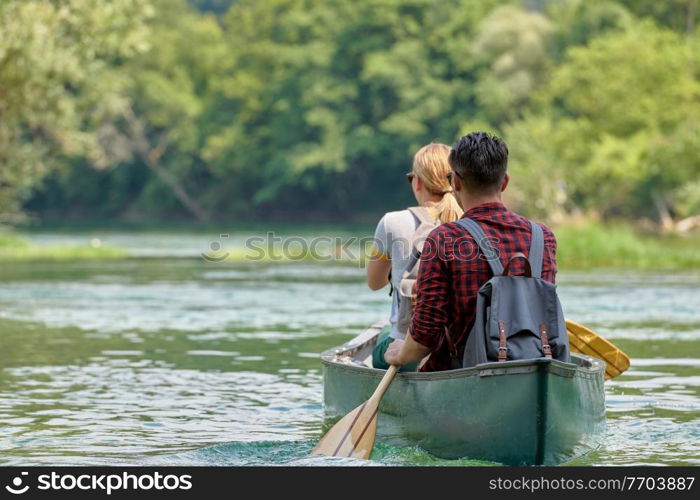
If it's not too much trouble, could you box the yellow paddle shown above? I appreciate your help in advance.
[311,365,398,459]
[566,319,630,379]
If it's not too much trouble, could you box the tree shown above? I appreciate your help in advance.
[117,0,229,220]
[16,0,700,228]
[0,0,152,222]
[545,0,632,56]
[506,19,700,229]
[617,0,698,34]
[472,5,553,124]
[203,0,508,217]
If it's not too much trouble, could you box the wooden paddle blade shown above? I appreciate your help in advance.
[310,400,379,459]
[312,365,398,459]
[566,319,630,380]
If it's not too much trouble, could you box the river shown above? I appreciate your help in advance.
[0,232,698,465]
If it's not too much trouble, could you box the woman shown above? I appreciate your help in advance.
[366,143,463,369]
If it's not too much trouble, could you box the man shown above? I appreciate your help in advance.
[384,132,557,371]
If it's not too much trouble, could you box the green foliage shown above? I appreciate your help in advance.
[202,0,508,214]
[188,0,236,15]
[3,0,699,231]
[546,0,632,51]
[472,5,553,123]
[507,19,700,221]
[549,21,697,135]
[0,0,152,219]
[616,0,698,33]
[124,0,229,217]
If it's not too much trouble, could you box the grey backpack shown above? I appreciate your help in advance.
[395,206,440,335]
[455,218,570,368]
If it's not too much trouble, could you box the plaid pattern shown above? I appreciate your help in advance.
[410,202,557,372]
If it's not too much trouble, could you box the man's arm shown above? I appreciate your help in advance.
[540,223,557,284]
[384,333,431,365]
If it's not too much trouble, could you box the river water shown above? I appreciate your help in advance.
[0,232,698,466]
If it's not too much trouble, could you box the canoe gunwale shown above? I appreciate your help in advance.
[322,321,606,382]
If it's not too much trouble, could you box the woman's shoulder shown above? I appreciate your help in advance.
[378,209,416,230]
[381,208,413,221]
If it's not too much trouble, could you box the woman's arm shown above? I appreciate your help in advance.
[367,215,392,290]
[366,252,391,290]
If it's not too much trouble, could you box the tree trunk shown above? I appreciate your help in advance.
[689,0,696,35]
[652,192,674,233]
[122,106,210,222]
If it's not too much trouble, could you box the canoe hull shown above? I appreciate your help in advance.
[321,325,606,465]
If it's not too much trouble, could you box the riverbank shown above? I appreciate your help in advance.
[3,222,700,269]
[212,222,700,270]
[555,222,700,270]
[0,232,126,261]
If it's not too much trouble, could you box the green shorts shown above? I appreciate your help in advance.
[371,325,418,371]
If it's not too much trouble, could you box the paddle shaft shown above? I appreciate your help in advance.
[368,364,398,404]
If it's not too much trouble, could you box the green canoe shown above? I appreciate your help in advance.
[320,321,606,465]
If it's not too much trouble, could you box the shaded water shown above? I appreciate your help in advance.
[0,233,698,466]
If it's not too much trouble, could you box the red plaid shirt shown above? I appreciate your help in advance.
[410,202,557,372]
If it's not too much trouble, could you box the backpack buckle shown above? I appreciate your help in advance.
[540,323,553,359]
[497,321,508,361]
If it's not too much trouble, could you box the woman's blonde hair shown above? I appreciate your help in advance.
[412,143,463,223]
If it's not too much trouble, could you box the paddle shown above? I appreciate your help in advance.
[566,319,630,379]
[311,365,398,459]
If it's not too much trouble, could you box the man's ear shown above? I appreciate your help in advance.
[500,173,510,192]
[453,175,462,193]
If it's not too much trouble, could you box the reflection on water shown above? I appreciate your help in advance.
[0,254,698,466]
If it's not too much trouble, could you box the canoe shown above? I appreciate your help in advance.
[320,321,606,465]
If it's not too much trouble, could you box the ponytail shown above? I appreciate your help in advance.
[412,143,463,223]
[434,192,462,223]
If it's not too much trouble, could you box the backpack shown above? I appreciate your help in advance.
[395,206,440,335]
[454,218,570,368]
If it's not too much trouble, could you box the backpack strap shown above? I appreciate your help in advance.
[540,322,552,358]
[401,207,440,277]
[403,247,421,280]
[503,252,532,277]
[497,321,508,361]
[454,218,504,276]
[407,206,438,226]
[528,221,544,279]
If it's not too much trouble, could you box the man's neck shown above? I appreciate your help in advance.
[458,194,502,213]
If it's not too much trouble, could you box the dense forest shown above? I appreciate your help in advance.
[1,0,698,229]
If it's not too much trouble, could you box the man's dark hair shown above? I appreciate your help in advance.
[448,132,509,193]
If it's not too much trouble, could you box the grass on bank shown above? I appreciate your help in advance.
[554,222,700,270]
[2,222,699,269]
[0,232,126,261]
[214,221,700,270]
